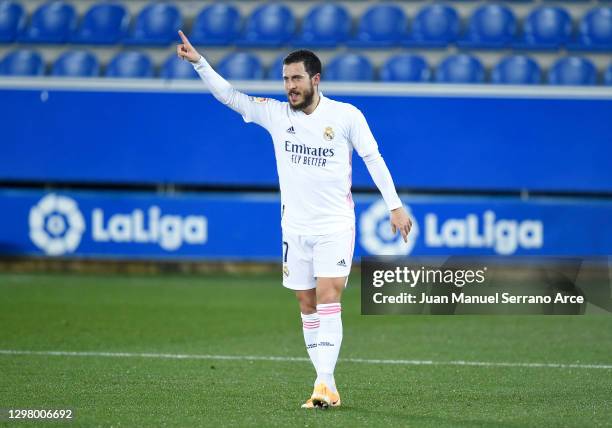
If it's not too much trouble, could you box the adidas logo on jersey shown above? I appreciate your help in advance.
[336,259,346,267]
[286,126,295,134]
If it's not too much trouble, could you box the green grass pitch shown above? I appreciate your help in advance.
[1,272,611,427]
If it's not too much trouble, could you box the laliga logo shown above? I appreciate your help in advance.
[425,211,543,255]
[29,194,86,256]
[359,199,419,256]
[91,206,207,251]
[359,200,544,256]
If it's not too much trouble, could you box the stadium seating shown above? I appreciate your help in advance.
[71,3,129,45]
[217,52,264,80]
[267,53,285,80]
[52,50,99,77]
[188,3,240,46]
[380,54,431,82]
[350,4,407,47]
[160,54,198,80]
[459,4,517,48]
[549,56,597,85]
[18,1,76,43]
[295,3,351,47]
[238,3,295,47]
[406,4,460,47]
[124,2,181,46]
[106,51,153,78]
[325,53,374,81]
[0,49,44,75]
[0,0,610,85]
[0,0,25,42]
[491,55,542,84]
[436,54,485,83]
[517,6,573,49]
[573,7,612,51]
[604,63,612,85]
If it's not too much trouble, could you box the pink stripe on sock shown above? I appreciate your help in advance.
[318,309,341,315]
[317,304,341,310]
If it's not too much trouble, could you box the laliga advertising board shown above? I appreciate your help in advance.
[0,189,611,259]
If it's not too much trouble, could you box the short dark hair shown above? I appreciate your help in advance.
[283,50,322,78]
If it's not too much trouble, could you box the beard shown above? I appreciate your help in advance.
[288,83,315,111]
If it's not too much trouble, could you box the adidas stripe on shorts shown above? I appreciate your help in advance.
[281,227,355,291]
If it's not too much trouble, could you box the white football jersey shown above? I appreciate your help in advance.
[192,56,401,236]
[238,94,380,235]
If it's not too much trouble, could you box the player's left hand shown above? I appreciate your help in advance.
[390,206,413,243]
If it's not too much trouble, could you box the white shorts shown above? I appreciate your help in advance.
[282,226,355,291]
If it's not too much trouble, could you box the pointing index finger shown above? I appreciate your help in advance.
[178,30,192,47]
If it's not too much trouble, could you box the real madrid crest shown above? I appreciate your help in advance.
[283,263,290,277]
[323,126,335,141]
[248,96,268,104]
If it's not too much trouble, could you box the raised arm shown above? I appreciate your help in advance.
[176,30,276,128]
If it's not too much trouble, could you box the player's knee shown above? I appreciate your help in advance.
[299,300,316,314]
[297,294,316,313]
[316,277,345,304]
[316,291,341,305]
[295,290,316,314]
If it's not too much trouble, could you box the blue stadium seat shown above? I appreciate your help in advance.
[604,62,612,86]
[188,3,241,46]
[0,50,44,75]
[106,51,153,78]
[350,4,407,47]
[71,3,129,45]
[491,55,541,84]
[516,6,572,49]
[266,53,285,80]
[124,2,181,46]
[0,0,25,42]
[237,3,295,47]
[436,54,485,84]
[325,53,374,81]
[18,1,76,43]
[380,54,430,82]
[549,56,597,85]
[52,50,99,77]
[406,4,460,47]
[574,7,612,51]
[459,4,516,48]
[295,3,350,47]
[217,52,264,80]
[160,54,198,80]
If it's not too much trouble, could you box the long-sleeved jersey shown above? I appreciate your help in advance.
[193,56,402,235]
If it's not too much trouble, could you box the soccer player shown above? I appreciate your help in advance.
[177,31,412,409]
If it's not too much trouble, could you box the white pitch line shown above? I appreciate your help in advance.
[0,349,611,370]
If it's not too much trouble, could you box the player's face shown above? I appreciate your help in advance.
[283,62,318,111]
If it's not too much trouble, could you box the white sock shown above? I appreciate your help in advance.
[301,312,319,378]
[316,303,342,393]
